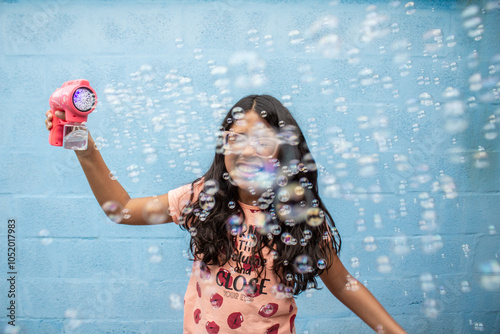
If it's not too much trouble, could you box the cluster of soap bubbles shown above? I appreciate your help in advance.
[86,2,500,328]
[461,5,484,41]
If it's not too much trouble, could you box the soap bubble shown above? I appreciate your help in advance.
[300,238,307,247]
[306,15,338,38]
[169,293,183,310]
[306,207,324,227]
[227,214,245,236]
[392,235,410,255]
[127,164,140,183]
[317,259,326,270]
[38,228,53,246]
[303,229,312,239]
[376,256,393,273]
[264,221,279,235]
[275,183,310,223]
[277,175,288,187]
[363,236,377,251]
[473,322,485,331]
[203,179,219,195]
[318,34,342,58]
[284,286,294,298]
[143,199,168,224]
[254,211,276,235]
[63,309,82,331]
[293,254,313,274]
[421,234,443,254]
[231,106,245,120]
[148,245,162,263]
[423,29,443,54]
[3,324,22,334]
[345,275,360,291]
[210,66,228,75]
[405,2,416,15]
[302,153,317,172]
[279,125,300,146]
[281,232,294,245]
[488,225,497,235]
[461,281,471,293]
[228,51,267,88]
[257,191,274,210]
[121,208,131,220]
[198,261,212,281]
[102,201,123,223]
[272,283,287,299]
[423,298,441,318]
[478,260,500,291]
[246,233,257,247]
[180,201,194,216]
[357,9,390,45]
[199,193,215,211]
[277,189,290,202]
[420,273,435,292]
[350,257,360,268]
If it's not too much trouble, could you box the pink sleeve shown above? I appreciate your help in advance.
[168,181,203,225]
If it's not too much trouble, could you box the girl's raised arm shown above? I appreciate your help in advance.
[320,253,406,333]
[45,110,173,226]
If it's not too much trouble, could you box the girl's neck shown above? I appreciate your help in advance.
[237,188,260,206]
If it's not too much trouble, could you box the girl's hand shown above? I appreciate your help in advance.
[45,109,94,157]
[44,109,66,130]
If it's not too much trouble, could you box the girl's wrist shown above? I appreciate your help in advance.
[75,135,96,159]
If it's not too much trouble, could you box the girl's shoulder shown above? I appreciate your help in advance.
[168,178,204,224]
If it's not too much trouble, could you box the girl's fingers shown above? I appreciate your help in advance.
[45,110,66,130]
[45,110,53,130]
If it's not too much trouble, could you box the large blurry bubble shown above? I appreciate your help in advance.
[143,199,168,224]
[102,201,123,223]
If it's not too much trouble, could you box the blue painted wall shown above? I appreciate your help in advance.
[1,0,499,333]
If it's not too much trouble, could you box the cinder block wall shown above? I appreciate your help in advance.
[1,0,499,333]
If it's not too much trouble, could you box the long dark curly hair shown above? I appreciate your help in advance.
[179,95,341,295]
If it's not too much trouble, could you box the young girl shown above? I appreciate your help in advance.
[45,94,406,333]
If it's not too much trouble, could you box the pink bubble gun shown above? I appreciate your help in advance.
[48,79,97,150]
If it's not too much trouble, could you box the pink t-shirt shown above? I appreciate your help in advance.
[168,182,297,334]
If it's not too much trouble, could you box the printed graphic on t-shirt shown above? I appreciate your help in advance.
[216,220,272,303]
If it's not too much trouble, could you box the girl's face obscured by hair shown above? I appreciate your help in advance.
[223,109,280,200]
